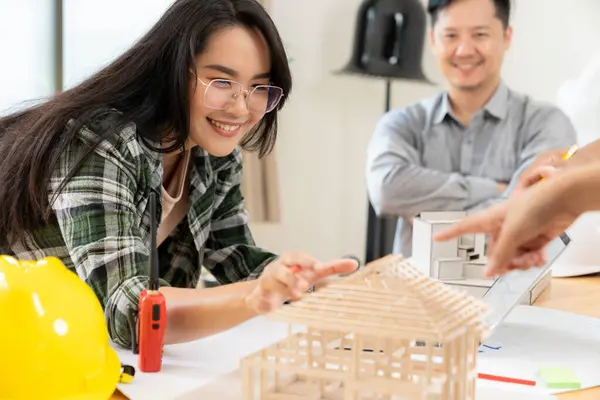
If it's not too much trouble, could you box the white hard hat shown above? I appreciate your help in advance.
[552,212,600,277]
[553,55,600,277]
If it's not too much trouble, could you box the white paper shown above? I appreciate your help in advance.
[478,305,600,394]
[115,316,293,400]
[183,369,557,400]
[115,306,600,399]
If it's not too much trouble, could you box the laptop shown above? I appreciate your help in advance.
[482,233,571,334]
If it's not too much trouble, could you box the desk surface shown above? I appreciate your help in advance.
[532,276,600,399]
[112,275,600,400]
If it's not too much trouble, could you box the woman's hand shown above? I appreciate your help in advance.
[245,251,358,314]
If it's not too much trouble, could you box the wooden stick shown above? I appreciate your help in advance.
[241,357,253,400]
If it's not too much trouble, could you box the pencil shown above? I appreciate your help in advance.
[478,372,537,386]
[290,265,302,274]
[539,144,578,182]
[561,144,578,160]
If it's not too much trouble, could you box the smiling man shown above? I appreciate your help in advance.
[366,0,576,257]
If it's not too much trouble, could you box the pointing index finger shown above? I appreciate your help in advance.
[434,203,507,242]
[432,214,490,242]
[485,233,519,276]
[314,258,359,280]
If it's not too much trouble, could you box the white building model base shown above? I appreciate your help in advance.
[411,212,551,304]
[411,211,496,298]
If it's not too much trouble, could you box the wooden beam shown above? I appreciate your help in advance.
[286,302,438,325]
[270,311,444,340]
[302,291,430,315]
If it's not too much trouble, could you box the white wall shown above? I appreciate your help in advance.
[502,1,600,103]
[63,0,175,88]
[0,0,55,115]
[249,0,600,262]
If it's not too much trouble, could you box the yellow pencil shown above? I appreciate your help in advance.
[561,144,579,160]
[538,144,577,182]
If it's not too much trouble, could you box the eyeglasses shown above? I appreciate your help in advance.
[196,78,284,115]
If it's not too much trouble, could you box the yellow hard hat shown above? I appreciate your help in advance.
[0,255,122,400]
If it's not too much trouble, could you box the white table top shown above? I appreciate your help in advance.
[114,308,584,400]
[115,316,289,400]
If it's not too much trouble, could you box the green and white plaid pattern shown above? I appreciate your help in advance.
[2,112,277,348]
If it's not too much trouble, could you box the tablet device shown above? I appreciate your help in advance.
[482,233,571,333]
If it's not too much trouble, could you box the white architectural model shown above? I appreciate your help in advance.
[411,211,551,304]
[241,255,489,400]
[412,211,496,297]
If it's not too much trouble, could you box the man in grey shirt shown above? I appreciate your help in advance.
[366,0,577,257]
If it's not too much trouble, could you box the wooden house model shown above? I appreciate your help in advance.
[240,255,490,400]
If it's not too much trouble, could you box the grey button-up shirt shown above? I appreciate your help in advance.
[366,82,577,257]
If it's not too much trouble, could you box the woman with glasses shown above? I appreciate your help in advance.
[0,0,357,349]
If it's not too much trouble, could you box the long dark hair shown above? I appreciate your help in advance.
[0,0,292,246]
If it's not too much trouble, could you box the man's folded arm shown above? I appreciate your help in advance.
[366,110,500,219]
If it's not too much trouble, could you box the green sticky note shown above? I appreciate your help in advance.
[538,366,581,389]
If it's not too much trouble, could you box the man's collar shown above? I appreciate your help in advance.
[432,92,452,125]
[483,81,509,120]
[432,81,509,125]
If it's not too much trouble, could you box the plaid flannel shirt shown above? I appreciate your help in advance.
[2,112,277,348]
